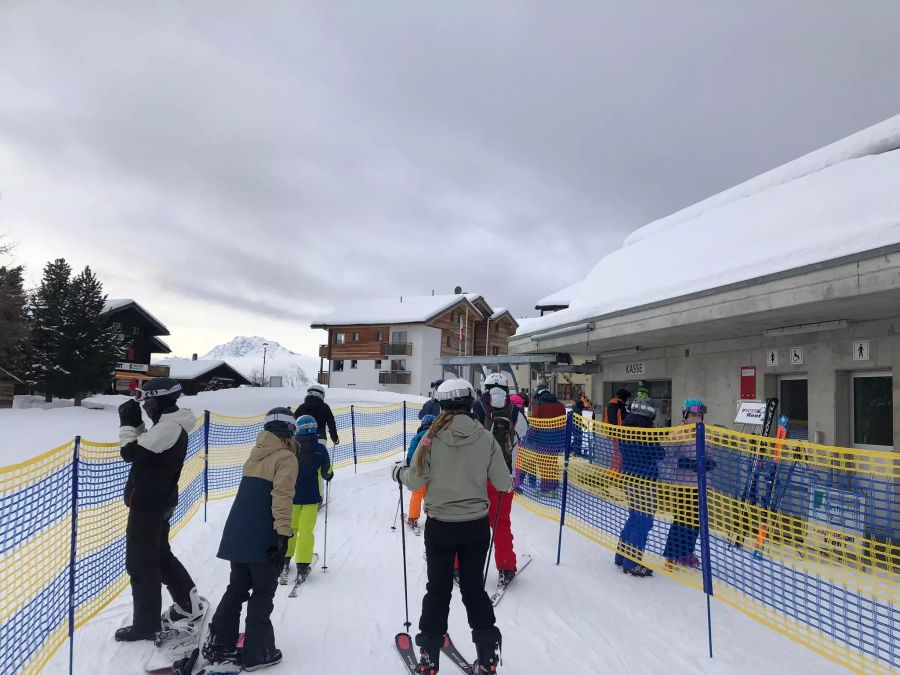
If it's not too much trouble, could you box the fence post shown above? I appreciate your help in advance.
[351,404,358,474]
[556,413,573,566]
[696,422,714,659]
[203,410,211,523]
[402,401,407,454]
[68,436,81,675]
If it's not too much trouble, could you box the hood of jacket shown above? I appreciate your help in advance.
[302,395,326,411]
[161,408,198,434]
[436,413,483,447]
[251,430,295,461]
[534,389,560,404]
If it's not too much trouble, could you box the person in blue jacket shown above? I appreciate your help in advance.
[283,415,334,583]
[406,414,436,528]
[614,399,666,577]
[204,408,299,671]
[418,380,443,420]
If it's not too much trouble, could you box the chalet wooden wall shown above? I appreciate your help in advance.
[323,325,390,360]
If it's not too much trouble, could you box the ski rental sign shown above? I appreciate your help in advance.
[734,401,768,425]
[807,487,867,560]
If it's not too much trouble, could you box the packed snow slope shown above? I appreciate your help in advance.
[0,387,425,465]
[44,460,830,675]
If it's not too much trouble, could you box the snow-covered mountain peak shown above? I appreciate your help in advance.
[203,336,297,360]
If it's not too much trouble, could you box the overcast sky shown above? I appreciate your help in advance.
[2,1,899,357]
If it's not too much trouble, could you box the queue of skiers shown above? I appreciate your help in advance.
[115,375,712,672]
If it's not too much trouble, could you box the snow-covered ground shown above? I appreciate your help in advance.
[0,387,426,465]
[43,459,830,674]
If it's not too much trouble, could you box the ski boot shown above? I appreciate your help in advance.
[201,629,242,674]
[678,554,701,569]
[623,564,654,577]
[297,562,311,581]
[473,628,502,674]
[278,558,291,585]
[114,625,157,642]
[407,517,418,528]
[414,633,442,674]
[497,570,516,587]
[244,647,283,671]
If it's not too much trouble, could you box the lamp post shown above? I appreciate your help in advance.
[261,342,269,387]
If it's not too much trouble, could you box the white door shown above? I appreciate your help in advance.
[851,371,893,450]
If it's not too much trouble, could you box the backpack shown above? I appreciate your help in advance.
[485,403,519,468]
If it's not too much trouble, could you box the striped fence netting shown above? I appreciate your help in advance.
[514,413,899,674]
[0,401,416,674]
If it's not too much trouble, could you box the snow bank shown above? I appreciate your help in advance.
[0,387,426,465]
[311,293,485,325]
[518,117,900,337]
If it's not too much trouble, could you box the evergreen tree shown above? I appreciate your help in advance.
[0,264,30,377]
[68,266,123,400]
[28,259,74,399]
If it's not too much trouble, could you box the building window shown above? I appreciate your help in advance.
[392,330,408,344]
[350,360,358,369]
[131,326,140,335]
[374,360,382,370]
[352,332,360,341]
[335,333,346,345]
[333,360,344,372]
[391,359,407,371]
[852,372,893,448]
[446,335,451,347]
[376,332,385,342]
[492,346,500,356]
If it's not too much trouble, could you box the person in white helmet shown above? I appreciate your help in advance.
[392,378,512,674]
[293,384,339,446]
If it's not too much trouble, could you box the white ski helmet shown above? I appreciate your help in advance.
[307,384,326,400]
[434,378,476,411]
[483,372,509,392]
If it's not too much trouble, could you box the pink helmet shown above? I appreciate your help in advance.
[509,392,525,409]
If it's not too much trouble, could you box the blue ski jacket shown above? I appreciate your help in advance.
[293,436,333,505]
[406,429,429,466]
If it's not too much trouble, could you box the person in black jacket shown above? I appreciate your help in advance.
[418,379,443,419]
[115,378,204,642]
[293,384,339,445]
[614,399,665,577]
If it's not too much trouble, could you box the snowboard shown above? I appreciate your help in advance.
[144,598,210,673]
[490,554,533,607]
[289,553,320,597]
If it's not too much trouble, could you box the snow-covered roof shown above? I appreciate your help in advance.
[102,298,170,336]
[311,294,485,327]
[155,358,230,380]
[535,280,582,309]
[518,113,900,337]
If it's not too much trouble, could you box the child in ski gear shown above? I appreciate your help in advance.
[419,380,443,419]
[473,373,527,578]
[663,399,715,569]
[615,399,665,577]
[407,414,437,528]
[207,408,299,671]
[572,392,592,416]
[115,378,204,642]
[393,378,512,674]
[293,384,339,445]
[283,415,334,579]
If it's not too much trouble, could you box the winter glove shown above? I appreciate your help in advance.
[323,471,334,482]
[118,399,143,428]
[267,534,289,563]
[391,464,404,483]
[331,435,340,446]
[705,458,718,472]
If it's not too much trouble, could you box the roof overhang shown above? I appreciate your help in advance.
[103,300,170,336]
[149,336,172,354]
[511,247,900,356]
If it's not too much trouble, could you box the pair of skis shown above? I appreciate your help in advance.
[448,553,532,607]
[395,633,481,674]
[279,552,320,597]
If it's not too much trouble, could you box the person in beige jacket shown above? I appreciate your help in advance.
[392,379,512,674]
[205,408,299,672]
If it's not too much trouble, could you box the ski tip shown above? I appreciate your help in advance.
[395,632,413,649]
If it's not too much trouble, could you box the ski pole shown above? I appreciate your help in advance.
[391,498,401,531]
[398,478,411,631]
[321,480,329,571]
[484,490,505,587]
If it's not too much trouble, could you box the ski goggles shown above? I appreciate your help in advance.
[134,382,182,401]
[682,404,707,416]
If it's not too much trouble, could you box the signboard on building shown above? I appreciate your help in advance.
[789,346,804,365]
[852,340,870,361]
[807,486,866,561]
[766,349,779,367]
[624,362,645,376]
[740,366,757,400]
[115,362,149,373]
[734,400,767,425]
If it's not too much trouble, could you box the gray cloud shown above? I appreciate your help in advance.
[1,1,899,354]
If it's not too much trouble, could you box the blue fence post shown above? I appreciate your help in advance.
[203,410,211,523]
[402,401,407,455]
[68,436,81,675]
[696,422,714,659]
[556,413,573,566]
[351,404,358,474]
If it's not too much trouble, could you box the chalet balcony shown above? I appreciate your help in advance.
[379,371,411,385]
[318,344,330,359]
[317,372,330,386]
[380,342,413,356]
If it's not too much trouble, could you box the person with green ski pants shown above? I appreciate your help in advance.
[282,415,333,582]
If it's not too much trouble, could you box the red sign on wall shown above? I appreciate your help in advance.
[740,366,757,400]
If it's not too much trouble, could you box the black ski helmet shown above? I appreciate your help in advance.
[137,378,182,404]
[263,407,297,439]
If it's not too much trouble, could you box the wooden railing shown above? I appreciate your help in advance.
[379,371,411,385]
[380,342,413,356]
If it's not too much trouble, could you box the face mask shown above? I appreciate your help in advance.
[489,388,507,409]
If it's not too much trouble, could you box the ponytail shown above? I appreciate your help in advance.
[413,409,464,476]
